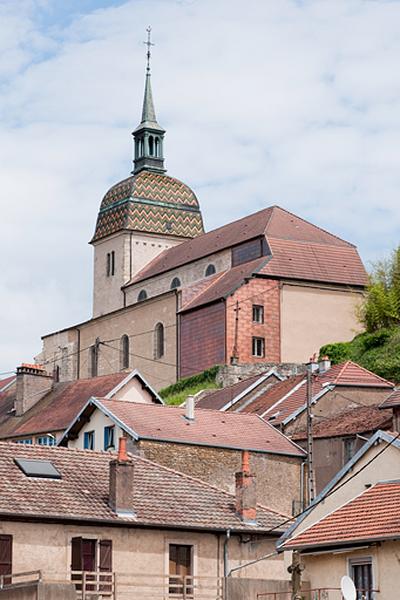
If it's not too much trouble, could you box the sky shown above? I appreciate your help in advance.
[1,0,400,374]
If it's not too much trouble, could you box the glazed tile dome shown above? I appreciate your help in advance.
[91,170,204,243]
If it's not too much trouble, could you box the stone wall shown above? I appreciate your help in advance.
[136,439,303,515]
[217,363,306,388]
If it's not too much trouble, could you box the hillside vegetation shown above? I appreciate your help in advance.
[321,245,400,384]
[159,366,220,405]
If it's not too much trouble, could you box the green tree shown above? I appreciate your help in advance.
[360,246,400,332]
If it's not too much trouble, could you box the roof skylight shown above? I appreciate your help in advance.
[14,458,61,479]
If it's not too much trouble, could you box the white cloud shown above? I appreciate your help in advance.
[1,0,400,372]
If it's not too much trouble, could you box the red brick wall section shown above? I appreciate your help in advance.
[226,278,281,364]
[179,302,226,377]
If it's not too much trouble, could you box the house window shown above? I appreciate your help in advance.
[137,289,148,302]
[350,558,373,600]
[0,535,12,585]
[205,264,216,277]
[343,437,357,464]
[106,252,115,277]
[154,322,165,360]
[120,335,130,370]
[252,304,264,324]
[37,435,56,446]
[169,544,193,595]
[84,431,95,450]
[170,277,181,290]
[252,337,265,358]
[15,438,32,444]
[71,538,112,593]
[104,426,115,451]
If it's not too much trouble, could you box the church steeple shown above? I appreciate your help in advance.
[132,27,166,175]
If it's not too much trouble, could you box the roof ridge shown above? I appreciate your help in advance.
[344,360,394,386]
[268,206,355,248]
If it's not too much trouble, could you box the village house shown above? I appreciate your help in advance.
[36,50,368,390]
[0,365,162,445]
[60,398,305,515]
[0,441,294,599]
[278,430,400,599]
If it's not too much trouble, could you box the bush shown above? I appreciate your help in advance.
[159,366,220,400]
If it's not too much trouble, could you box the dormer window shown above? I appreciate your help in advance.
[170,277,181,290]
[106,251,115,277]
[205,264,216,277]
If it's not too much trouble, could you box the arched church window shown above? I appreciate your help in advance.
[120,335,130,370]
[205,264,216,277]
[149,136,154,156]
[170,277,181,290]
[138,290,147,302]
[154,322,164,360]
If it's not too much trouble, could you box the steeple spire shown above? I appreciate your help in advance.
[132,26,166,175]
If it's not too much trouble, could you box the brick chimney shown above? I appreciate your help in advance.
[235,450,257,523]
[109,437,135,517]
[318,356,331,374]
[15,364,53,417]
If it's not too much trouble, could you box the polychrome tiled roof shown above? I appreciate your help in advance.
[283,480,400,549]
[92,170,204,242]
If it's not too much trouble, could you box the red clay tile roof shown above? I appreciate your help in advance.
[259,238,367,286]
[292,405,393,441]
[283,481,400,549]
[125,206,367,288]
[195,372,279,411]
[0,442,289,533]
[380,389,400,409]
[0,373,129,439]
[180,258,267,312]
[0,376,15,392]
[241,362,393,425]
[88,400,305,457]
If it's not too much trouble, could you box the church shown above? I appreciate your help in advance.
[38,43,368,391]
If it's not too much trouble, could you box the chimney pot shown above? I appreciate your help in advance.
[235,450,257,523]
[15,363,53,417]
[318,356,331,374]
[185,395,195,421]
[109,437,135,517]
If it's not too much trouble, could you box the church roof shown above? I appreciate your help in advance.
[91,170,204,242]
[127,205,367,287]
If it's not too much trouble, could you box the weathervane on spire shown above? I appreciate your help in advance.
[144,26,154,73]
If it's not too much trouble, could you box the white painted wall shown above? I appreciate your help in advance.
[68,407,125,452]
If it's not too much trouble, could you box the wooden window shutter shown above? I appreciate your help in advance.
[99,540,112,572]
[0,535,12,583]
[71,537,83,571]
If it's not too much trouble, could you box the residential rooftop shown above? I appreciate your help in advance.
[282,480,400,550]
[0,442,288,533]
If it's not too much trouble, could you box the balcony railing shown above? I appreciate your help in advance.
[257,588,379,600]
[0,570,42,590]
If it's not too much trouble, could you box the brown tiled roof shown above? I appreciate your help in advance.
[0,373,128,439]
[0,442,289,533]
[85,400,305,457]
[242,362,393,425]
[283,481,400,549]
[0,376,15,392]
[195,372,279,411]
[180,258,267,312]
[125,206,367,288]
[259,239,367,286]
[292,405,393,441]
[127,207,274,285]
[380,389,400,409]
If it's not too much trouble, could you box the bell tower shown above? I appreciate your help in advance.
[132,27,166,175]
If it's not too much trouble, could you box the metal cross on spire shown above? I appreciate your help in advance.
[144,26,154,73]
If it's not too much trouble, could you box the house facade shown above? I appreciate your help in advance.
[279,431,400,599]
[0,441,293,598]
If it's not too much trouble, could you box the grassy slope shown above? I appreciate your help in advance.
[159,366,221,406]
[320,327,400,384]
